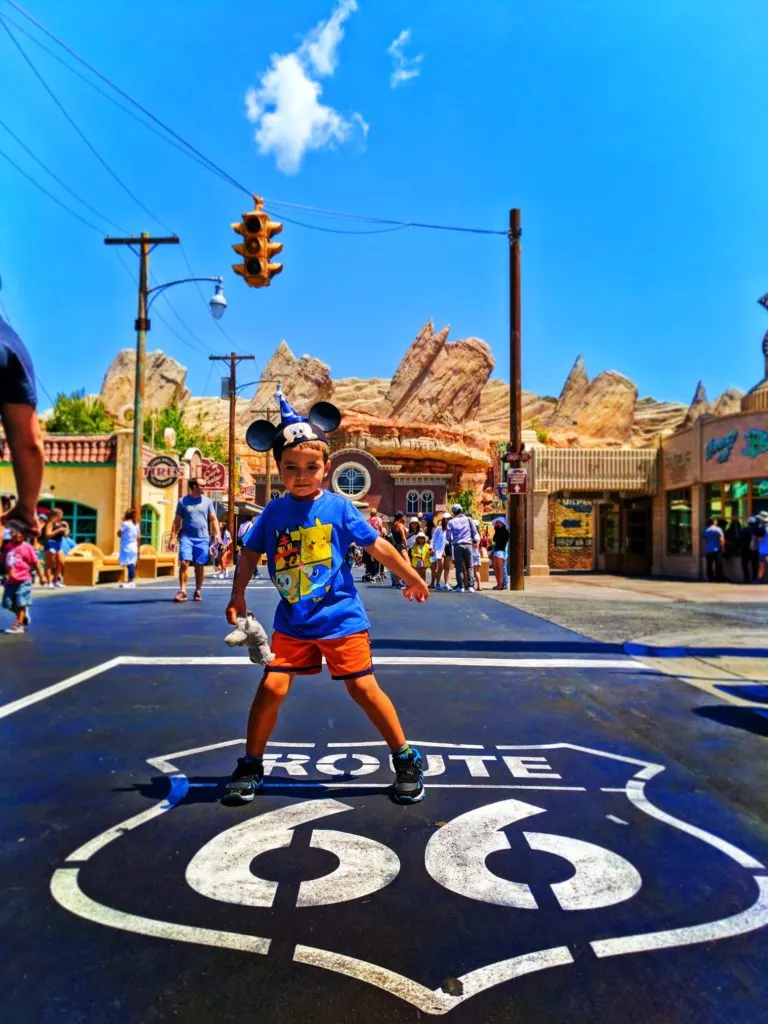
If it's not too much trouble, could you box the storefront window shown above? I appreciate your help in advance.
[706,482,749,526]
[420,490,434,515]
[667,488,692,555]
[140,505,159,549]
[42,500,98,546]
[406,490,419,515]
[753,480,768,517]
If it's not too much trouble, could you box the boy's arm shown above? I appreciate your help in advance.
[365,536,429,602]
[226,547,262,623]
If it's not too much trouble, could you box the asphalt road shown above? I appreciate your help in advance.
[2,576,767,1023]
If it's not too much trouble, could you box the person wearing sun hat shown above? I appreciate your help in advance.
[225,386,430,805]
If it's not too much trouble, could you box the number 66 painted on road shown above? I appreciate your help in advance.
[186,798,641,912]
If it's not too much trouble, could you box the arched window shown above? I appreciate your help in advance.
[420,490,434,515]
[406,490,420,515]
[332,463,371,500]
[140,505,159,549]
[42,500,98,546]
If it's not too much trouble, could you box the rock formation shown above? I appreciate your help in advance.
[101,349,189,421]
[681,381,710,428]
[243,341,333,425]
[96,325,748,463]
[711,387,744,417]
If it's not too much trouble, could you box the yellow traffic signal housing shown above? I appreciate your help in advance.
[232,199,283,288]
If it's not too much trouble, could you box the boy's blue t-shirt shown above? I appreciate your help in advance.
[245,490,378,640]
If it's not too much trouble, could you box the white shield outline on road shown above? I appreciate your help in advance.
[50,741,768,1016]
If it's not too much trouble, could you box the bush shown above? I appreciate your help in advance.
[46,391,115,435]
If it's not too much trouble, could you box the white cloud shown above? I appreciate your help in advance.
[388,28,423,88]
[244,0,365,175]
[352,112,370,138]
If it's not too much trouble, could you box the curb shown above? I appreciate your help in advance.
[624,642,768,659]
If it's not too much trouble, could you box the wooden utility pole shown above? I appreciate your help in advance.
[507,208,525,590]
[104,233,179,517]
[209,353,255,542]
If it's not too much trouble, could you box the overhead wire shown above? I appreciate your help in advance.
[0,14,174,234]
[0,144,104,234]
[3,0,508,238]
[0,113,128,233]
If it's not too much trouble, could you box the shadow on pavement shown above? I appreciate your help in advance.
[693,705,768,737]
[370,637,627,655]
[117,776,397,804]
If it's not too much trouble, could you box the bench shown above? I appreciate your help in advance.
[137,544,177,579]
[63,544,126,586]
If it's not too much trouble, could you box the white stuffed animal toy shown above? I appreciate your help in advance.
[224,612,274,666]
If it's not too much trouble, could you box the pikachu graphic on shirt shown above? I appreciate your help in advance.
[298,518,333,600]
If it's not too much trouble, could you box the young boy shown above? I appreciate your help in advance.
[3,523,44,634]
[225,391,430,804]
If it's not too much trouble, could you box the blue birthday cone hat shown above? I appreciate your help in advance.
[245,384,341,456]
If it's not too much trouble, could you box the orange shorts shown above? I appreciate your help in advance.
[267,630,373,681]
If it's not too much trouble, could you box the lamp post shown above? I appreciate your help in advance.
[105,233,227,518]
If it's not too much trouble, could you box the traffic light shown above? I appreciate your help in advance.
[232,197,283,288]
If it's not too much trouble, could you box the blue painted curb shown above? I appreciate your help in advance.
[625,642,768,659]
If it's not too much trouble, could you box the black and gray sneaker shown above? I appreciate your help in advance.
[391,746,425,804]
[223,756,264,804]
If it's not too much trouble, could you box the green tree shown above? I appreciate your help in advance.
[46,390,115,435]
[144,403,226,461]
[447,486,479,520]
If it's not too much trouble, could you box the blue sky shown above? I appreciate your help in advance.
[1,0,767,411]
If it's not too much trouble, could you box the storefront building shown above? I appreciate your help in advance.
[0,429,190,554]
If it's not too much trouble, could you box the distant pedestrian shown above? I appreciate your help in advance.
[740,517,760,583]
[410,531,430,581]
[170,479,221,603]
[237,515,261,578]
[213,526,233,579]
[2,522,44,633]
[42,508,69,588]
[703,517,724,581]
[388,511,408,588]
[0,316,44,536]
[471,520,483,591]
[446,503,480,592]
[117,509,140,589]
[430,513,449,590]
[757,512,768,583]
[491,517,510,589]
[406,517,421,551]
[367,507,385,580]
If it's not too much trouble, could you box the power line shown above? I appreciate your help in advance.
[0,144,104,233]
[0,11,224,181]
[178,244,236,346]
[113,249,212,359]
[0,13,174,233]
[4,0,508,238]
[0,114,127,233]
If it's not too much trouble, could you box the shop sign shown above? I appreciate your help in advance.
[741,429,768,460]
[553,498,592,550]
[507,469,528,494]
[145,455,180,488]
[238,485,255,500]
[201,458,227,490]
[705,431,738,464]
[664,450,692,484]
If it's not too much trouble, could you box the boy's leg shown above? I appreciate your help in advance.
[345,673,406,749]
[246,671,295,755]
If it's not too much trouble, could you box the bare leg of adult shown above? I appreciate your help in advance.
[193,563,205,599]
[44,551,54,585]
[176,559,189,600]
[56,550,66,584]
[443,555,453,588]
[494,556,504,588]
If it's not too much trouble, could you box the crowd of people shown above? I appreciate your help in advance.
[349,504,511,593]
[702,512,768,583]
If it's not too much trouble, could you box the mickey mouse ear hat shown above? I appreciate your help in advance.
[245,384,341,458]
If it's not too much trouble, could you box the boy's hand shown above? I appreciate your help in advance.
[226,595,246,625]
[402,578,429,603]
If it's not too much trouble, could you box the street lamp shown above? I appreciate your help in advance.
[209,281,228,320]
[104,232,228,518]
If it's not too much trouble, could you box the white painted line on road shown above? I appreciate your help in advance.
[147,738,315,775]
[294,943,574,1015]
[592,875,768,958]
[51,868,271,956]
[0,655,650,722]
[327,740,486,749]
[606,815,629,825]
[120,655,649,670]
[299,783,587,791]
[497,743,654,768]
[0,657,123,721]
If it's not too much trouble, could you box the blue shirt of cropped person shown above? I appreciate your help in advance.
[245,490,378,640]
[0,316,37,407]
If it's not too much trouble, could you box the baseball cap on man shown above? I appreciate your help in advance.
[451,503,462,513]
